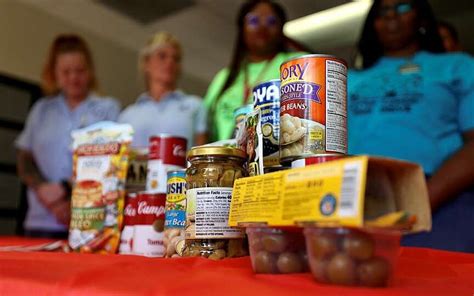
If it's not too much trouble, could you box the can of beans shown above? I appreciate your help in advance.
[164,169,187,257]
[253,79,280,167]
[119,193,137,255]
[279,54,347,163]
[291,154,344,168]
[132,192,166,257]
[146,135,187,194]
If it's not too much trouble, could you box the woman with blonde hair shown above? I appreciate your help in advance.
[119,32,207,149]
[16,34,120,238]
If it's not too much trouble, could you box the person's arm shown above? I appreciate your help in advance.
[427,131,474,211]
[17,149,68,210]
[16,149,45,191]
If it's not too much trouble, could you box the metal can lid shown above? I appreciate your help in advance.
[149,134,187,141]
[187,146,247,159]
[167,169,187,177]
[281,54,348,68]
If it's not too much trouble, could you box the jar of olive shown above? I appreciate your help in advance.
[183,146,248,260]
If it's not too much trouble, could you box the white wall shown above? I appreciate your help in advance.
[0,1,142,106]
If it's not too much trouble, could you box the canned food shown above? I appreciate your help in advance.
[253,79,280,167]
[279,54,347,163]
[183,146,248,259]
[119,193,137,255]
[146,135,187,193]
[233,104,253,139]
[164,169,187,257]
[132,192,166,257]
[291,155,344,168]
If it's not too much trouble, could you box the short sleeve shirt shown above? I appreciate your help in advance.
[118,91,207,149]
[15,93,121,231]
[348,51,474,174]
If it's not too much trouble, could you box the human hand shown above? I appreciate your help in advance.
[50,200,71,226]
[36,183,66,210]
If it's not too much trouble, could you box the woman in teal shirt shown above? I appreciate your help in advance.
[348,0,474,251]
[204,0,306,141]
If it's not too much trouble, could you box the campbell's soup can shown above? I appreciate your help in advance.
[253,79,280,167]
[126,148,148,194]
[132,192,166,257]
[119,193,137,255]
[291,155,344,168]
[279,54,347,163]
[146,135,187,194]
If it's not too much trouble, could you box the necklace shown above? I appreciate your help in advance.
[398,54,420,74]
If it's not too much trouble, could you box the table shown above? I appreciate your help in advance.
[0,237,473,295]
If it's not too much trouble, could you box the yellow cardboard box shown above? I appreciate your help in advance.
[229,156,431,233]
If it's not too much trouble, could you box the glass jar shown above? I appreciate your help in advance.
[183,146,248,259]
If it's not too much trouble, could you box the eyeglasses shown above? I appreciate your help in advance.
[376,2,413,17]
[245,14,279,29]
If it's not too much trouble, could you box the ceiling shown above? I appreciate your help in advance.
[18,0,474,95]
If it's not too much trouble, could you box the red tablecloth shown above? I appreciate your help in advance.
[0,237,473,295]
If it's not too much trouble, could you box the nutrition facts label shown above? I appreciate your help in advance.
[325,60,347,154]
[187,188,244,239]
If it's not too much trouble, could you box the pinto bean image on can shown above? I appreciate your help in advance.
[253,79,281,167]
[279,54,347,163]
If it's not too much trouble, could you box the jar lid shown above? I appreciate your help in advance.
[187,146,247,159]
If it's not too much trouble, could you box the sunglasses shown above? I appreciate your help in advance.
[245,14,279,29]
[376,2,414,17]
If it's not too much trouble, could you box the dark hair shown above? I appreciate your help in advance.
[42,34,98,95]
[358,0,445,69]
[216,0,288,100]
[438,20,459,43]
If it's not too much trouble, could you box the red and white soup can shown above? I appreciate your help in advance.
[146,135,187,194]
[132,192,166,257]
[119,193,137,255]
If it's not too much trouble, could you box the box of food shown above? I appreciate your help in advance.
[229,156,431,232]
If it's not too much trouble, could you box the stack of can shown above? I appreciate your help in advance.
[120,134,188,257]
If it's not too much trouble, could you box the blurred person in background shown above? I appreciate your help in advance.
[16,34,120,238]
[348,0,474,252]
[119,32,207,149]
[204,0,307,141]
[438,20,463,52]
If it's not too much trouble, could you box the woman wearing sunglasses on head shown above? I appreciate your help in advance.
[204,0,307,141]
[348,0,474,252]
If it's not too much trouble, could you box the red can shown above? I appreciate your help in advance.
[132,192,166,257]
[291,155,344,168]
[146,135,187,193]
[119,193,137,255]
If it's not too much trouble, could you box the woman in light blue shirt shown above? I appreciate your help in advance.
[119,32,208,150]
[16,34,120,238]
[348,0,474,251]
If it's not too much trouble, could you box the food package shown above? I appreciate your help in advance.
[69,121,133,254]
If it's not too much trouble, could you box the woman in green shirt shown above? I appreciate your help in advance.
[204,0,306,141]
